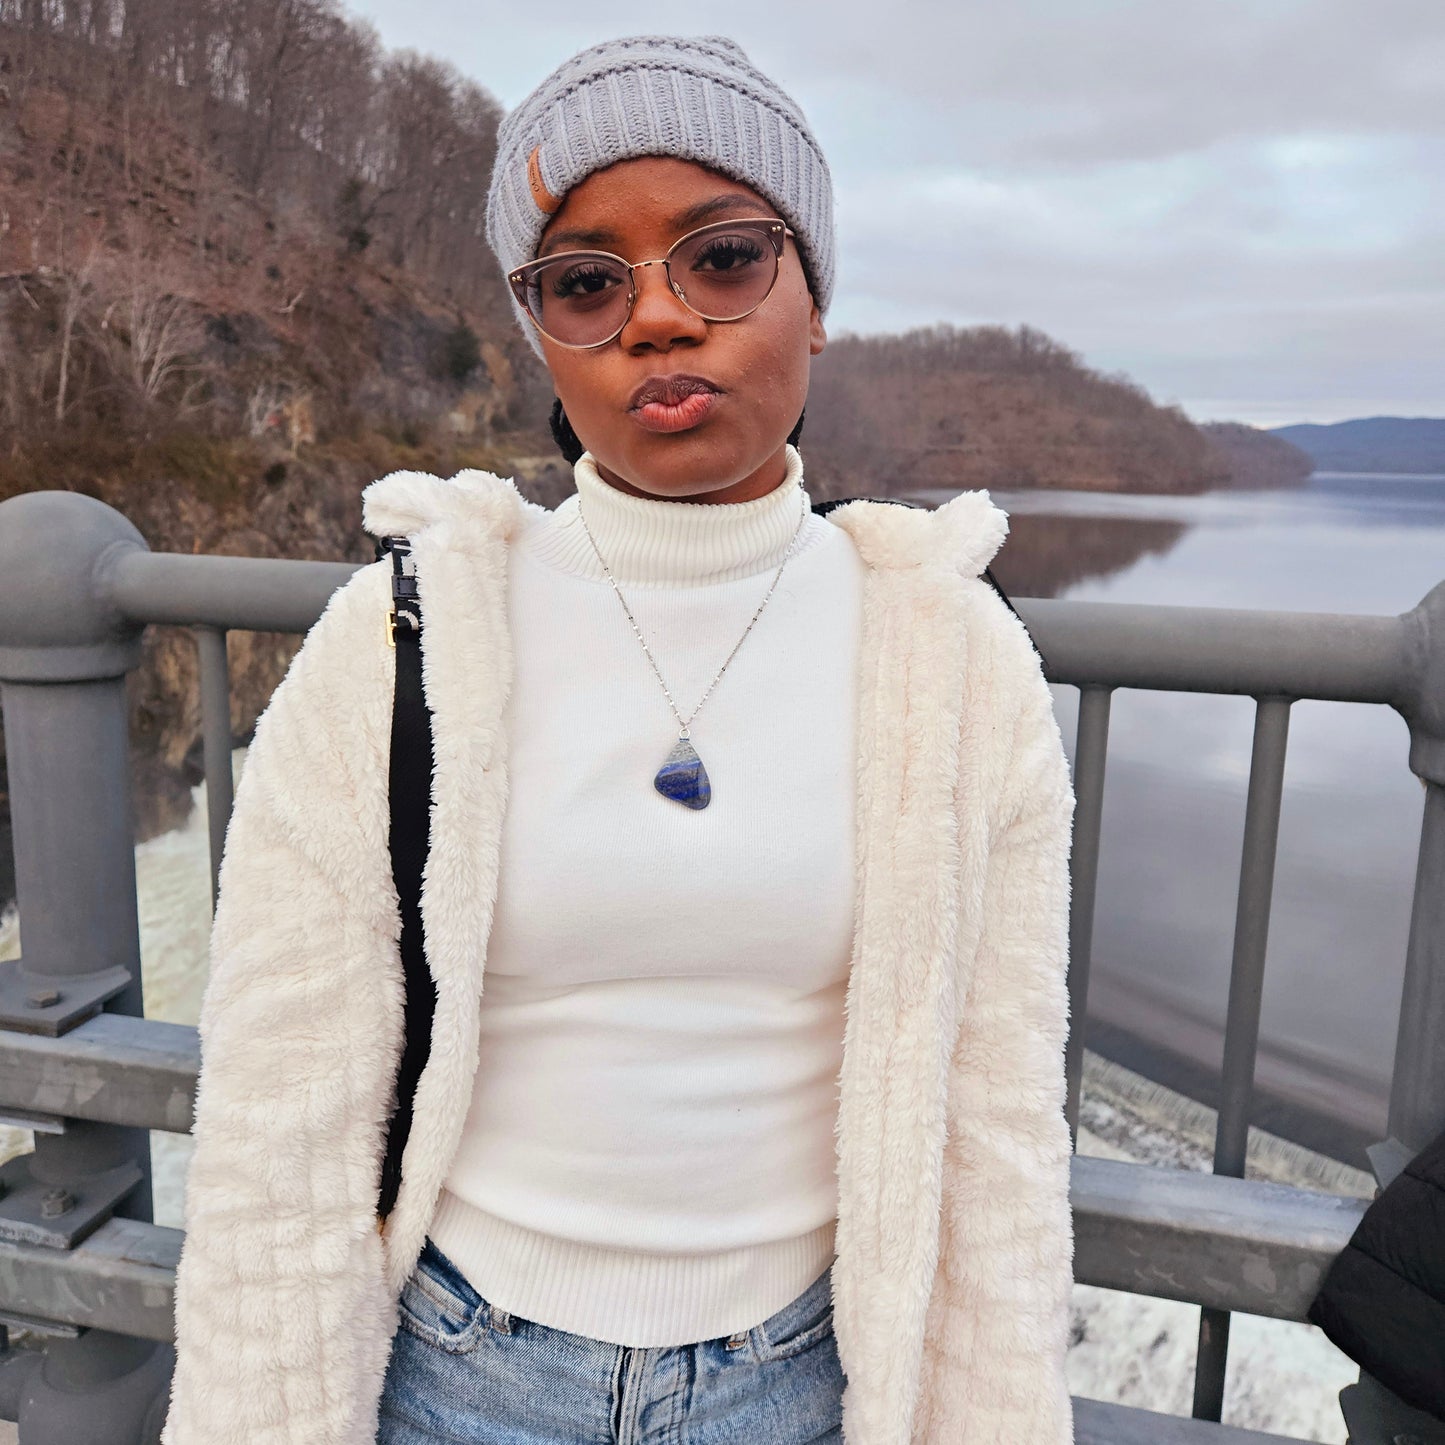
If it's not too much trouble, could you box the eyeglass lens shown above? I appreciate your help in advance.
[520,223,780,347]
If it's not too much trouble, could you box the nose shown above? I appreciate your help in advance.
[619,258,708,352]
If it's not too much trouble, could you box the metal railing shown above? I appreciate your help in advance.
[0,487,1441,1444]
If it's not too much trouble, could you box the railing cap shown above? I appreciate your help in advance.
[0,491,150,682]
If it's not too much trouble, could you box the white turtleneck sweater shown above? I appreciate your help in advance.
[427,445,866,1347]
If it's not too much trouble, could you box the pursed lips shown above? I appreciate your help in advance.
[628,374,723,410]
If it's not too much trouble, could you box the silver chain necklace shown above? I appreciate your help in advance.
[576,479,810,811]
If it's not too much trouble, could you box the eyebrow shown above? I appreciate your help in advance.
[537,194,776,257]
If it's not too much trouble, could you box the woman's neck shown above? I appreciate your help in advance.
[593,445,792,505]
[521,445,812,587]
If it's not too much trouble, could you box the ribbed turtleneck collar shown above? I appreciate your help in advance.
[520,445,813,587]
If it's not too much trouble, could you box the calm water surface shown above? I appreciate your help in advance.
[929,472,1445,1163]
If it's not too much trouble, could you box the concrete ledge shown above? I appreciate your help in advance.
[1072,1154,1367,1320]
[1075,1394,1317,1444]
[0,1217,179,1343]
[0,1026,1373,1330]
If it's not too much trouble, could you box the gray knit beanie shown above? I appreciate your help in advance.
[485,34,836,357]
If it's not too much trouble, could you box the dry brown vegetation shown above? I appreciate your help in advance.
[0,1,557,477]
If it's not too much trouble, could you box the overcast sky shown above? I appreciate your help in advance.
[347,1,1442,427]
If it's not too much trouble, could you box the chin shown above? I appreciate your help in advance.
[604,435,757,498]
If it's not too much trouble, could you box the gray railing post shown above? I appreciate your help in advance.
[1388,577,1445,1154]
[1337,578,1445,1445]
[0,492,174,1443]
[194,625,234,912]
[1193,694,1293,1423]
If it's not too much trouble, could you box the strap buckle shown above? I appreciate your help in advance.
[380,535,418,647]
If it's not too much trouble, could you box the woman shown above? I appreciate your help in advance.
[161,34,1077,1445]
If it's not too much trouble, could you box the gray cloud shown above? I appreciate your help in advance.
[348,1,1445,426]
[792,0,1445,168]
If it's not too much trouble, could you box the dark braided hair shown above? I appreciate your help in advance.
[549,399,585,465]
[549,399,805,466]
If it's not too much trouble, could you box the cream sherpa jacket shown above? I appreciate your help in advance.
[160,468,1077,1445]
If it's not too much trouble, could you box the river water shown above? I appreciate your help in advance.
[918,471,1445,1168]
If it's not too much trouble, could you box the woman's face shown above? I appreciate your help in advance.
[535,155,826,504]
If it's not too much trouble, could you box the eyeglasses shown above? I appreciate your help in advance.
[508,217,795,349]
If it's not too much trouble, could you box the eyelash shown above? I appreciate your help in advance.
[548,236,767,298]
[694,237,765,270]
[550,262,617,298]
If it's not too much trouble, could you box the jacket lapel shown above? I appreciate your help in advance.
[361,468,524,1296]
[823,493,1010,1445]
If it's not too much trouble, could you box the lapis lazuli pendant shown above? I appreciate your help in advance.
[654,735,712,810]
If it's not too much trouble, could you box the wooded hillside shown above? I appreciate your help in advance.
[806,325,1310,496]
[0,0,559,495]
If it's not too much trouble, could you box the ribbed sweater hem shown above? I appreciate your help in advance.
[427,1187,838,1348]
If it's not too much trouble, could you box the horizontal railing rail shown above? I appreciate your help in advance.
[1075,1398,1313,1445]
[0,1151,1367,1342]
[104,547,1424,699]
[1,489,1441,1445]
[0,1014,196,1135]
[1023,597,1415,702]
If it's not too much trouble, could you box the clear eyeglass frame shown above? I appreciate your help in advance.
[508,217,795,350]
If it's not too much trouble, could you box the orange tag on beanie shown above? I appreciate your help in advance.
[528,145,562,214]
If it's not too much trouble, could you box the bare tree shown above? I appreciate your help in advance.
[90,217,208,411]
[53,221,104,421]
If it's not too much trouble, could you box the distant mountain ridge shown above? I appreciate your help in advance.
[1268,417,1445,475]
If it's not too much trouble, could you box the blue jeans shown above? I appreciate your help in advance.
[377,1235,845,1443]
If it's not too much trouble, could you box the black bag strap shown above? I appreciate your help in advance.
[373,492,1038,1224]
[374,536,437,1225]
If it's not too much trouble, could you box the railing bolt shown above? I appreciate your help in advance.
[26,987,62,1008]
[40,1188,74,1218]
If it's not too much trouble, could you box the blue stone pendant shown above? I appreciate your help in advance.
[654,735,712,810]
